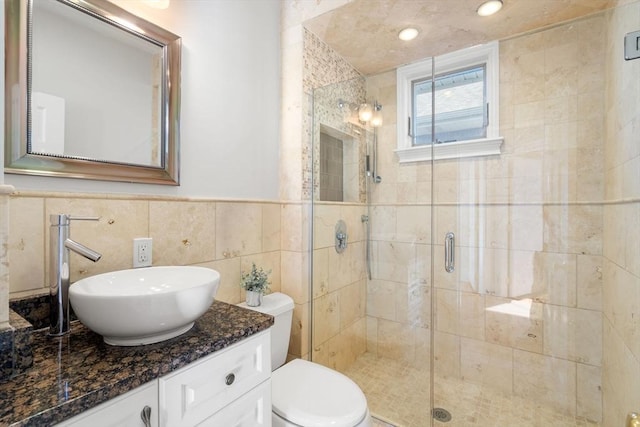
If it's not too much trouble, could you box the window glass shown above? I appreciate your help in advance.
[412,65,486,145]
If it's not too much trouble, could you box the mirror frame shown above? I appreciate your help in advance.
[5,0,181,185]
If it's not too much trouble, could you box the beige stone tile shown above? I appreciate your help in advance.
[460,292,485,340]
[396,205,430,244]
[434,331,460,379]
[335,318,367,372]
[366,316,378,355]
[215,202,261,259]
[543,205,603,256]
[149,200,215,266]
[485,296,543,353]
[371,240,415,284]
[514,100,545,129]
[9,197,45,293]
[602,314,640,427]
[281,250,309,304]
[625,202,640,278]
[602,259,640,361]
[289,302,309,358]
[577,255,603,311]
[341,204,366,243]
[544,96,578,125]
[366,279,397,321]
[313,203,341,249]
[435,288,459,335]
[45,198,149,282]
[281,203,303,251]
[514,350,577,416]
[339,279,365,330]
[507,250,538,298]
[461,337,513,394]
[313,291,340,346]
[377,318,416,364]
[312,248,329,298]
[395,283,430,329]
[327,241,354,292]
[370,205,396,241]
[262,203,281,252]
[577,363,602,422]
[197,258,241,304]
[543,305,602,365]
[530,251,577,307]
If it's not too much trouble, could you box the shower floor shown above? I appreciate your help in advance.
[342,352,600,427]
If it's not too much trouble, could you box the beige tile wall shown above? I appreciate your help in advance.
[311,202,367,370]
[303,29,369,368]
[7,192,292,339]
[364,14,607,422]
[602,1,640,426]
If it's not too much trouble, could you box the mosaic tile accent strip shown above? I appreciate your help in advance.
[342,352,600,427]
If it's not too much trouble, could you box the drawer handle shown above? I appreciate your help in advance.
[140,406,151,427]
[225,373,235,386]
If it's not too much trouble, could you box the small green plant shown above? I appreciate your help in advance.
[240,263,271,293]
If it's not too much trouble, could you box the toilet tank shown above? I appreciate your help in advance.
[238,292,294,370]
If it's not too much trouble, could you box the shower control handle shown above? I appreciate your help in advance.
[335,220,348,253]
[445,232,455,273]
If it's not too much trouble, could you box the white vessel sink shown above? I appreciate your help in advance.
[70,266,220,346]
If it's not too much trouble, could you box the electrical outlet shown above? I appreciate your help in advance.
[133,237,152,268]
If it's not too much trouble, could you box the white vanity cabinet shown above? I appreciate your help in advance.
[55,382,158,427]
[159,330,271,426]
[56,331,271,427]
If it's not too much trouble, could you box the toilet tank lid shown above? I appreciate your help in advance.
[237,292,294,316]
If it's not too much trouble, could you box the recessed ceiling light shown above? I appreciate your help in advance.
[398,27,419,41]
[477,0,503,16]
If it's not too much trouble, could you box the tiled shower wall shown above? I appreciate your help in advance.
[602,1,640,426]
[303,30,369,369]
[365,15,606,422]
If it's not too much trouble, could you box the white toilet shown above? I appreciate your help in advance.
[240,292,372,427]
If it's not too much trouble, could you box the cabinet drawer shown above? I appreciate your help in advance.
[56,382,158,427]
[197,379,271,427]
[159,330,271,427]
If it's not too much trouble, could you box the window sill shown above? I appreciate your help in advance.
[395,136,503,163]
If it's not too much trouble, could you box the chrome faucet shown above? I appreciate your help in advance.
[49,214,102,336]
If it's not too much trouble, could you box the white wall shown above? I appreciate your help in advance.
[2,0,281,200]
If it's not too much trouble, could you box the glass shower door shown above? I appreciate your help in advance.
[430,14,605,426]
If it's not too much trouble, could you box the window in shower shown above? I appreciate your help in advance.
[412,64,486,145]
[395,41,503,162]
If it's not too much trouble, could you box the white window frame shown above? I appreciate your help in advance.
[395,41,503,163]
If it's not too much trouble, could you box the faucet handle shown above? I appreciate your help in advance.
[68,216,101,221]
[50,214,101,225]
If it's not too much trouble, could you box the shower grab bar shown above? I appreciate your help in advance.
[445,232,455,273]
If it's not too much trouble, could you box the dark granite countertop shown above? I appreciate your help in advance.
[0,301,273,427]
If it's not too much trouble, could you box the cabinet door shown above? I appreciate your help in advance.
[159,331,271,427]
[56,382,158,427]
[197,380,271,427]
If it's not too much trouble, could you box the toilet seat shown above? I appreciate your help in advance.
[272,359,368,427]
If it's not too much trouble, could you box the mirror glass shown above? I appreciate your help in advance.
[5,0,181,184]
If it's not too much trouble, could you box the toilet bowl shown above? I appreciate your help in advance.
[239,292,371,427]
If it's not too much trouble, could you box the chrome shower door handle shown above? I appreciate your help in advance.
[444,232,455,273]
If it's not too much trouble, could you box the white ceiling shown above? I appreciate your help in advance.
[303,0,616,75]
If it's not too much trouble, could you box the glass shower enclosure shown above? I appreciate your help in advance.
[309,5,636,426]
